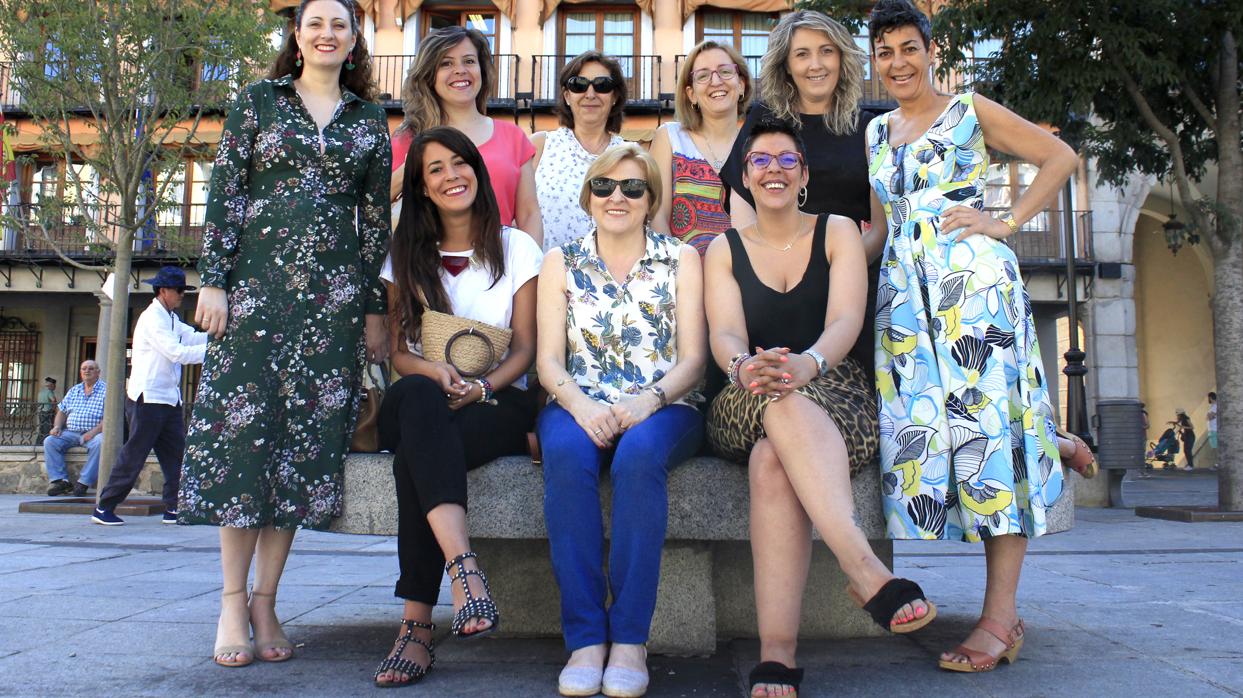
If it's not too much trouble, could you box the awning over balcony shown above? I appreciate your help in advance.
[539,0,658,25]
[679,0,792,23]
[272,0,516,23]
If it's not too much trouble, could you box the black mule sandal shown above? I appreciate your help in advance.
[445,552,500,639]
[374,619,435,688]
[858,578,937,633]
[748,661,804,696]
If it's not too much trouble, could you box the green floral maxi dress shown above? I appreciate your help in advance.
[178,77,391,530]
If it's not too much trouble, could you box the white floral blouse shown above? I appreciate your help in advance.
[559,228,695,406]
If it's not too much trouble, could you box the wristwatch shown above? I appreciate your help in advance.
[1000,211,1019,236]
[804,349,829,378]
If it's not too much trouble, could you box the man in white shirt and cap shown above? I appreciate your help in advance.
[92,266,207,526]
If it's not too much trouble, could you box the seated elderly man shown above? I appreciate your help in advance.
[44,360,107,497]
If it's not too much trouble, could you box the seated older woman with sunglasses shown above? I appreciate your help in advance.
[703,120,935,698]
[536,143,707,697]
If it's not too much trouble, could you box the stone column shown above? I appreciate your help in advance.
[1080,165,1152,505]
[93,290,112,379]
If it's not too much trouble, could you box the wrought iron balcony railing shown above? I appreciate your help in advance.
[370,53,519,110]
[531,54,663,107]
[0,203,204,260]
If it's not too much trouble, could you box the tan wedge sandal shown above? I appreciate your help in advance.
[213,589,255,668]
[938,617,1024,672]
[250,590,294,662]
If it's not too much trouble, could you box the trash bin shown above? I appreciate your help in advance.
[1094,399,1145,470]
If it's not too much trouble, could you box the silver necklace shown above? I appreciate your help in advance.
[746,220,809,252]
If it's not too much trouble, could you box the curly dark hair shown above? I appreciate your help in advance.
[268,0,379,102]
[555,51,628,134]
[868,0,932,49]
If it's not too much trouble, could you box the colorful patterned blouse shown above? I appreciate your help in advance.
[559,229,694,406]
[665,122,730,256]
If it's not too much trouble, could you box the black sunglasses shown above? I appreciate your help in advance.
[564,76,617,94]
[589,177,647,199]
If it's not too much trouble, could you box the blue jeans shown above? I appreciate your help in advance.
[43,431,103,486]
[539,401,703,651]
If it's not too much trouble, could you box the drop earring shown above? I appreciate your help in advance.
[346,52,355,70]
[295,50,302,68]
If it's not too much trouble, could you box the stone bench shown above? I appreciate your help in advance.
[0,445,164,495]
[331,453,1075,655]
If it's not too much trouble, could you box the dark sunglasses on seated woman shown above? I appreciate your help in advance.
[565,76,618,94]
[589,177,648,199]
[744,151,804,170]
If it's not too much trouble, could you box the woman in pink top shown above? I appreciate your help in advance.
[391,26,542,245]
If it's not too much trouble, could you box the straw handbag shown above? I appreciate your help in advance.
[421,309,512,378]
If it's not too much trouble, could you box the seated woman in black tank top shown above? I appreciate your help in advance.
[702,120,937,695]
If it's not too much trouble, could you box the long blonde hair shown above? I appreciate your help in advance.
[397,26,494,136]
[759,10,865,135]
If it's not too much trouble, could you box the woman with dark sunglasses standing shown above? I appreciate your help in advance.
[531,51,627,252]
[536,143,706,697]
[392,26,543,245]
[704,120,935,698]
[865,0,1086,674]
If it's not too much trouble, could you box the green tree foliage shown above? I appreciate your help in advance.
[0,0,279,488]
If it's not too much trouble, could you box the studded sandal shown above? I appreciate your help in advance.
[373,619,436,688]
[445,551,500,639]
[938,617,1024,672]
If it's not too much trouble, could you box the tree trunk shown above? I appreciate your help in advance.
[1213,242,1243,510]
[94,235,133,507]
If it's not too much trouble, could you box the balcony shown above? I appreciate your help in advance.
[370,53,520,112]
[530,54,663,109]
[986,207,1095,270]
[0,203,204,260]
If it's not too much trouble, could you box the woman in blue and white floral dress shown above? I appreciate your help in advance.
[865,0,1093,675]
[535,143,706,697]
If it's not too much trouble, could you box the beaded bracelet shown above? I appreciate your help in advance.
[727,352,751,389]
[474,376,495,405]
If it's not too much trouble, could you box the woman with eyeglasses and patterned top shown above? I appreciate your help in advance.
[391,26,543,245]
[536,143,706,697]
[704,120,935,698]
[531,51,627,252]
[649,41,752,256]
[718,10,882,400]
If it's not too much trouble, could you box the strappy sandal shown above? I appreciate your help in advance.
[446,551,500,638]
[374,619,436,688]
[1056,428,1098,479]
[848,578,937,633]
[748,661,804,697]
[213,589,254,668]
[938,617,1024,672]
[249,590,294,662]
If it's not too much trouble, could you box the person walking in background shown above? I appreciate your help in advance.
[391,26,542,245]
[1173,408,1196,470]
[43,361,105,498]
[537,144,706,697]
[37,377,57,440]
[649,40,752,254]
[531,50,627,252]
[91,267,206,527]
[179,0,391,669]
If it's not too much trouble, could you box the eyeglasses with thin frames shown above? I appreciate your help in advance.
[691,64,739,85]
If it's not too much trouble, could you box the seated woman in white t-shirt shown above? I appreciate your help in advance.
[374,126,542,688]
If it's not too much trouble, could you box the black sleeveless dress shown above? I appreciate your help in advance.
[706,214,878,475]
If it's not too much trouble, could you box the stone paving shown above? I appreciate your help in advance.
[0,484,1240,697]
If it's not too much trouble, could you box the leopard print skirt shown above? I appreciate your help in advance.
[706,355,878,477]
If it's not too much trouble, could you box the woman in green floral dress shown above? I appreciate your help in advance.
[179,0,391,669]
